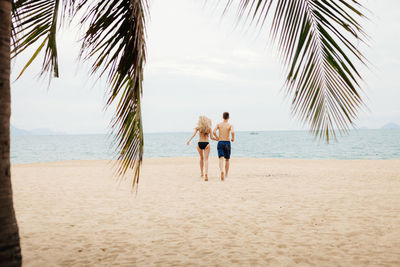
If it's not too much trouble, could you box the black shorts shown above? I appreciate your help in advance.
[217,141,231,159]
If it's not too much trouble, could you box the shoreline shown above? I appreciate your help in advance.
[12,158,400,265]
[11,156,400,166]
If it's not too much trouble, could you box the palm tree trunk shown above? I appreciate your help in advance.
[0,0,22,266]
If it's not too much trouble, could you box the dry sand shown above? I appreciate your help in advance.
[12,157,400,266]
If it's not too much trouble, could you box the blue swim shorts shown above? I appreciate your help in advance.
[217,141,231,159]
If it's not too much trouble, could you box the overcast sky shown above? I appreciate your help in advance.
[10,0,400,134]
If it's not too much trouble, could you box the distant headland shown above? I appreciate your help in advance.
[379,122,400,129]
[10,125,66,136]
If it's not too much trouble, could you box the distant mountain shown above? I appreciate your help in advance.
[29,128,67,135]
[10,125,30,136]
[10,125,67,135]
[380,123,400,129]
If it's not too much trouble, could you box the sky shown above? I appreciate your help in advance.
[10,0,400,134]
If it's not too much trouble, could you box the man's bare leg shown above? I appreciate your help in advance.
[197,146,204,177]
[225,159,230,178]
[219,157,225,180]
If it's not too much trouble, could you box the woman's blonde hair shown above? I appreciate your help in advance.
[196,116,212,134]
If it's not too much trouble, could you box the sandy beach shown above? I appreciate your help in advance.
[11,157,400,266]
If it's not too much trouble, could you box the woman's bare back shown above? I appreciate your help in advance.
[198,129,211,142]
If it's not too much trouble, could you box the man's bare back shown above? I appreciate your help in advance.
[215,122,234,141]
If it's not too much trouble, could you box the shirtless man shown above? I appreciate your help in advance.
[213,112,235,181]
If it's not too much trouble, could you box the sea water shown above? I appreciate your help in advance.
[10,130,400,164]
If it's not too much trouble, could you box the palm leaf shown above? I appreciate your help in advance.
[225,0,367,141]
[11,0,62,79]
[11,0,147,187]
[77,0,147,186]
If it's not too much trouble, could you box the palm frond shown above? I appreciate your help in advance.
[226,0,367,141]
[78,0,147,186]
[11,0,63,79]
[11,0,147,186]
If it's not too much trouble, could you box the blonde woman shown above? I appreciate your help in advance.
[186,116,217,181]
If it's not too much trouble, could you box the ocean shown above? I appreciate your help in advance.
[10,130,400,164]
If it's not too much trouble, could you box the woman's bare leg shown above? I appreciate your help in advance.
[204,144,210,181]
[197,145,204,176]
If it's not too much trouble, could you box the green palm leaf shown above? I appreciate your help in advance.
[226,0,367,141]
[12,0,61,78]
[11,0,148,187]
[77,0,147,185]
